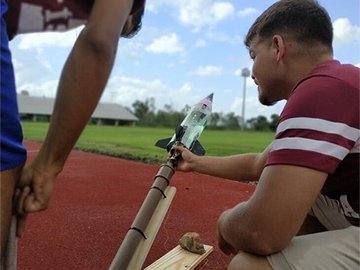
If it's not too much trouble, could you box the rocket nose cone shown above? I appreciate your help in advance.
[200,93,213,111]
[206,93,214,102]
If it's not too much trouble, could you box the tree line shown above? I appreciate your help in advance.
[129,98,279,132]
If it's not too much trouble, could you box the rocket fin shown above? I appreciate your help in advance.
[155,137,171,149]
[175,125,186,139]
[191,140,206,156]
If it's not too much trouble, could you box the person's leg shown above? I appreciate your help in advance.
[267,226,359,270]
[1,1,27,266]
[310,194,356,230]
[1,164,23,268]
[228,251,272,270]
[297,214,327,235]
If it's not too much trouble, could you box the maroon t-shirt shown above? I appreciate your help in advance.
[5,0,144,39]
[266,60,360,225]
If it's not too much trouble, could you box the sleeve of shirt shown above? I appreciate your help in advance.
[6,0,93,37]
[266,75,360,174]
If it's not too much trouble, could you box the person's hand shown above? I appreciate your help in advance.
[217,210,237,255]
[14,163,56,237]
[170,145,198,172]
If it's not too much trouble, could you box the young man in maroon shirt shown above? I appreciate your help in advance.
[174,0,359,269]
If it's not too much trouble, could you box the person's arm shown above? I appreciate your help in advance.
[37,0,134,175]
[173,145,269,182]
[15,0,135,236]
[217,164,327,255]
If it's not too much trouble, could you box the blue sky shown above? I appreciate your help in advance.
[10,0,360,121]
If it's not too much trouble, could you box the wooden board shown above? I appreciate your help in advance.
[144,244,213,270]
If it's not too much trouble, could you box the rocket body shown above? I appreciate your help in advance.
[156,93,213,156]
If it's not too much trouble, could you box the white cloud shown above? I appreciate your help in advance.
[178,1,234,30]
[13,54,58,89]
[333,18,360,47]
[146,33,184,54]
[12,58,23,71]
[179,82,192,93]
[145,0,172,13]
[230,94,285,120]
[117,41,144,63]
[356,63,360,68]
[148,0,235,30]
[212,2,234,21]
[194,65,223,76]
[17,80,58,98]
[17,74,187,112]
[206,31,242,44]
[101,75,198,111]
[16,26,82,50]
[194,39,207,48]
[238,7,259,17]
[103,76,169,108]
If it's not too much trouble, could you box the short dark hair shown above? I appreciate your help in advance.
[122,0,146,38]
[244,0,333,50]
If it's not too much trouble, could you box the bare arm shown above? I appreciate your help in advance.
[174,145,269,182]
[217,164,327,255]
[16,0,136,236]
[35,0,133,175]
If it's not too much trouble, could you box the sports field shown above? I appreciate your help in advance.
[21,122,274,163]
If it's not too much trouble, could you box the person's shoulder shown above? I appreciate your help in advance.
[282,64,359,126]
[308,60,359,90]
[292,60,359,99]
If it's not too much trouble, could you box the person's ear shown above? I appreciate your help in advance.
[272,34,285,61]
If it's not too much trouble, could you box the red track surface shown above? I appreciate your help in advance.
[19,141,255,269]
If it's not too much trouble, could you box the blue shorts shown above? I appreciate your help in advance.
[1,0,27,171]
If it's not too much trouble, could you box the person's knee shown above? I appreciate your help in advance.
[228,253,243,270]
[228,251,272,270]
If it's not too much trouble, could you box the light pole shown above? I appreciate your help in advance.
[241,67,250,130]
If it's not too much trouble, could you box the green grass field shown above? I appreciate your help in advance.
[21,122,275,163]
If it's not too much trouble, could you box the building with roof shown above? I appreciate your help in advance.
[17,94,138,126]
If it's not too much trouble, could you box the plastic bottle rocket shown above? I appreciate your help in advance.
[155,93,213,156]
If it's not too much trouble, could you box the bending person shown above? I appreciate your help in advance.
[0,0,146,267]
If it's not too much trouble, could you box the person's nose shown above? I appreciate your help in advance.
[251,74,258,85]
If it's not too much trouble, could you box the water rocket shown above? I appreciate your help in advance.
[155,93,214,156]
[109,93,213,270]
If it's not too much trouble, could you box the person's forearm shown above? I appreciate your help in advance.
[192,152,266,182]
[32,1,134,175]
[34,36,114,173]
[34,20,129,174]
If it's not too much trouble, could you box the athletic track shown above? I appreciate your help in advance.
[19,140,255,269]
